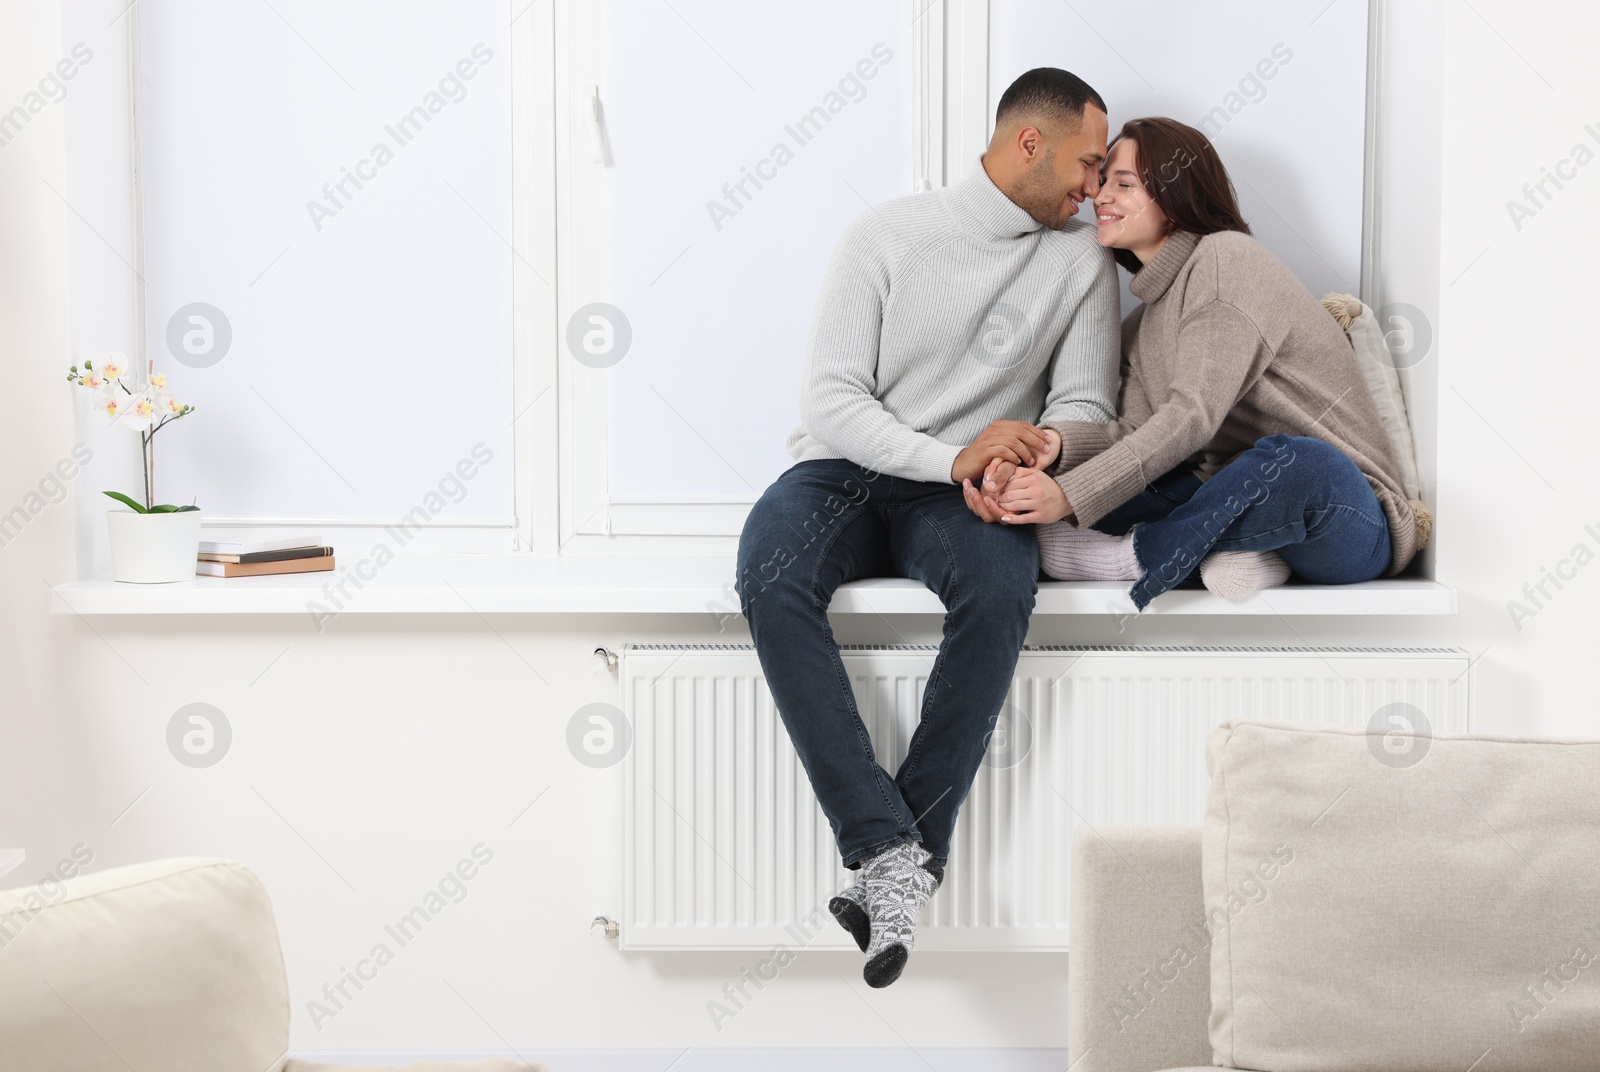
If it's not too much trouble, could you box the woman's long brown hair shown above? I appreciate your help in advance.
[1107,117,1251,274]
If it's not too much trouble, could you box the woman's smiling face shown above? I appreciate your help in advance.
[1094,138,1170,255]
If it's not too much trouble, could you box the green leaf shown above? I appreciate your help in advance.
[102,490,148,513]
[147,504,179,513]
[174,504,201,512]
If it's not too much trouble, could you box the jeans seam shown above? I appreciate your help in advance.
[1208,519,1305,550]
[1303,501,1387,537]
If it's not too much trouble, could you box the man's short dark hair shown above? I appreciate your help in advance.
[994,68,1106,130]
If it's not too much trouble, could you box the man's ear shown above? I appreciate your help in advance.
[1017,125,1042,162]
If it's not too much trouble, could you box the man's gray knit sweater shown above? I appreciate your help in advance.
[786,162,1121,484]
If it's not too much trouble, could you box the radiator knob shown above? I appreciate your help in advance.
[590,914,619,940]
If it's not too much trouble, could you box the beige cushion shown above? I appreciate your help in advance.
[1204,719,1600,1072]
[1346,302,1422,500]
[1068,825,1212,1072]
[0,858,290,1072]
[1322,293,1422,501]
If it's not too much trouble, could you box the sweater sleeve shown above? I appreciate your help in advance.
[796,218,965,483]
[1043,306,1152,472]
[1059,299,1269,527]
[1038,246,1120,427]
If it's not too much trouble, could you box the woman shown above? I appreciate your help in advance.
[963,117,1426,610]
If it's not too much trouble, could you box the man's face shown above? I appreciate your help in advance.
[1017,105,1109,229]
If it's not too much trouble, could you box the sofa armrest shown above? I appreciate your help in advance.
[1069,825,1211,1072]
[0,858,290,1072]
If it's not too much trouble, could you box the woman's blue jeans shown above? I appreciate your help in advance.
[735,459,1039,871]
[1094,433,1394,610]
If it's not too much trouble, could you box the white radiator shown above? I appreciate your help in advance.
[619,645,1471,951]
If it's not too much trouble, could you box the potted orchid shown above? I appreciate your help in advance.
[69,352,201,583]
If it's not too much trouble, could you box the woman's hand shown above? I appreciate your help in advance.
[994,467,1072,524]
[980,428,1059,499]
[1036,427,1061,471]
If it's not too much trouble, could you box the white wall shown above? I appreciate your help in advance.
[4,0,1597,1061]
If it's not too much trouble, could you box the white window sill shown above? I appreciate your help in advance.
[49,555,1456,616]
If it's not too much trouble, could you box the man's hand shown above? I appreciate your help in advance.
[980,428,1059,499]
[951,421,1053,485]
[962,477,1006,523]
[993,467,1072,525]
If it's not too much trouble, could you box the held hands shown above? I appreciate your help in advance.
[962,465,1071,524]
[950,421,1057,485]
[958,425,1068,524]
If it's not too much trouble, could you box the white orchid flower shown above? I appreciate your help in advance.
[96,353,126,381]
[93,384,123,419]
[149,372,167,390]
[115,389,157,432]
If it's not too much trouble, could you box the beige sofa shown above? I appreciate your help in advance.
[1068,719,1600,1072]
[0,856,545,1072]
[12,719,1594,1071]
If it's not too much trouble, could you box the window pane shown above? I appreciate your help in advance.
[990,0,1368,300]
[598,1,915,501]
[139,0,515,525]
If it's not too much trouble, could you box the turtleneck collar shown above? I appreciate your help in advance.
[1129,229,1202,303]
[943,160,1047,242]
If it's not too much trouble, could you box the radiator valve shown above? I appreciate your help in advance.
[591,647,619,674]
[590,914,619,940]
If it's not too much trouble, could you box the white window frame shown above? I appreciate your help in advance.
[551,0,950,553]
[110,0,553,555]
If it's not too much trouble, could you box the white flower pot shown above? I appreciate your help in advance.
[107,509,203,583]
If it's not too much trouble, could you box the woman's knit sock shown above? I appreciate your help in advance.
[1200,550,1292,600]
[828,869,872,953]
[862,841,943,988]
[1037,521,1141,581]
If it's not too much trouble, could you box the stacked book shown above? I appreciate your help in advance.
[197,536,335,578]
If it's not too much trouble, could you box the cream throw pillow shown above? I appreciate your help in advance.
[0,858,290,1072]
[1204,719,1600,1072]
[1321,293,1423,500]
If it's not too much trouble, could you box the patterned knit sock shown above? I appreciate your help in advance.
[828,869,872,953]
[1037,521,1141,581]
[862,841,944,987]
[1200,550,1292,600]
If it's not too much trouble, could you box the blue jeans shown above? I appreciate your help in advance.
[735,459,1039,871]
[1094,434,1393,610]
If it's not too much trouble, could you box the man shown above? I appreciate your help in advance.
[735,69,1118,987]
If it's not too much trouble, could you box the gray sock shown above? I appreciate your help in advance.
[862,841,943,987]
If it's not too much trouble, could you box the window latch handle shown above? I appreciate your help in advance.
[579,83,604,165]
